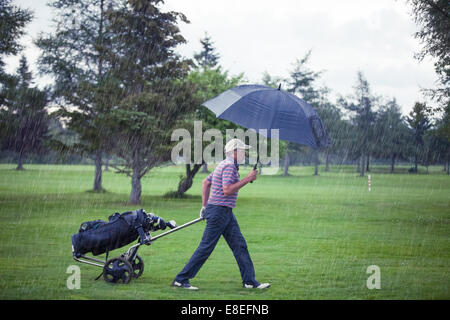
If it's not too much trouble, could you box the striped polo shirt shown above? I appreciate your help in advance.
[206,157,240,208]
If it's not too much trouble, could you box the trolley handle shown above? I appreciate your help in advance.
[151,217,204,241]
[126,217,205,254]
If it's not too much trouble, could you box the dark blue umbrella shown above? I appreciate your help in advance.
[202,84,331,149]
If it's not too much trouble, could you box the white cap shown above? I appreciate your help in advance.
[224,138,252,153]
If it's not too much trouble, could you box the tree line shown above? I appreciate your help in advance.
[0,0,448,205]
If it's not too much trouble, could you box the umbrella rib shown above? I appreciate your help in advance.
[284,93,312,118]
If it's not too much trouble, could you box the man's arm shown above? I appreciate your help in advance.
[202,178,212,207]
[223,169,257,196]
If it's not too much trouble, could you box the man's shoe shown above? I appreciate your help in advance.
[243,282,270,289]
[171,280,198,290]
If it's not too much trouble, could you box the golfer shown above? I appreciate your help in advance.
[172,138,270,290]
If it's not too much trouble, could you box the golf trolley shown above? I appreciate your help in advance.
[71,209,203,284]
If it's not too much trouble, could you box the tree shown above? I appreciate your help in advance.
[194,32,220,69]
[283,51,326,176]
[315,100,342,172]
[193,32,220,174]
[0,0,32,105]
[0,56,50,170]
[339,72,378,177]
[103,0,197,205]
[332,118,359,167]
[286,51,325,105]
[407,0,449,109]
[421,128,442,173]
[406,102,433,173]
[36,0,118,191]
[170,64,244,197]
[373,98,411,173]
[434,103,450,174]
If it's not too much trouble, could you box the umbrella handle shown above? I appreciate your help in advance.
[249,153,259,184]
[250,163,257,183]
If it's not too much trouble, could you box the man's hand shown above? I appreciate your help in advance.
[223,169,258,196]
[246,169,257,182]
[200,206,206,218]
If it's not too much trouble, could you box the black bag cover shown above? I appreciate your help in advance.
[72,209,159,257]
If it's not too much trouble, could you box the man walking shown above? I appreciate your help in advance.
[172,138,270,290]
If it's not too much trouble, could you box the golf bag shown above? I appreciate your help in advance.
[71,209,170,257]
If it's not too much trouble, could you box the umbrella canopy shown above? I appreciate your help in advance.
[202,84,331,149]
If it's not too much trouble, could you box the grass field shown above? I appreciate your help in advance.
[0,163,448,300]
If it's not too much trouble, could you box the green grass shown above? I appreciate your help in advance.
[0,163,449,300]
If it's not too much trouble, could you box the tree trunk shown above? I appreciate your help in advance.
[366,154,370,172]
[390,153,396,173]
[314,149,319,176]
[283,153,290,176]
[447,160,449,175]
[93,0,106,189]
[16,150,24,170]
[360,154,366,177]
[414,153,418,173]
[201,163,208,173]
[259,163,263,175]
[104,155,109,171]
[176,163,203,197]
[130,167,142,205]
[93,152,103,191]
[325,148,329,172]
[356,156,360,173]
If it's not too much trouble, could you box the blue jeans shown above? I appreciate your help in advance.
[174,204,258,286]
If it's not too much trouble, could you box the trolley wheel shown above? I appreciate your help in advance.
[130,254,144,278]
[103,257,133,284]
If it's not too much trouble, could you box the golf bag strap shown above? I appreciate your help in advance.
[118,209,145,235]
[112,210,140,227]
[94,250,109,281]
[136,225,151,245]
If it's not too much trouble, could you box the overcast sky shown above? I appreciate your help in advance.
[5,0,439,115]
